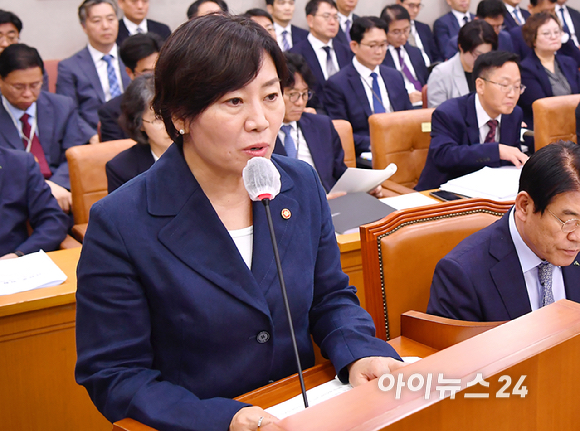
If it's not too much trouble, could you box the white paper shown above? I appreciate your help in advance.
[440,166,522,201]
[380,193,438,210]
[330,164,398,195]
[0,250,67,296]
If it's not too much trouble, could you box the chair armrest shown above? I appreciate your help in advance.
[71,223,88,243]
[59,235,82,249]
[381,179,416,195]
[113,418,158,431]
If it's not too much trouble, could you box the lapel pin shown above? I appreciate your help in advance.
[281,208,291,220]
[574,261,579,266]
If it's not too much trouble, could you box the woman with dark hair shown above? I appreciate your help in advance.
[518,11,580,128]
[105,73,172,193]
[75,14,402,431]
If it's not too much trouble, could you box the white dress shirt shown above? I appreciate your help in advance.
[87,43,124,102]
[410,20,431,67]
[338,12,354,35]
[229,226,254,269]
[122,16,148,35]
[451,9,471,28]
[352,58,392,113]
[505,4,526,26]
[2,96,39,145]
[277,121,315,168]
[387,45,421,106]
[557,5,579,47]
[308,33,339,80]
[475,94,501,143]
[274,22,294,50]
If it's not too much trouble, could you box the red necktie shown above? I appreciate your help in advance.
[484,119,498,143]
[20,113,51,179]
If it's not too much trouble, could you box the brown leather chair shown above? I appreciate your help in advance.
[532,94,580,151]
[360,198,512,341]
[331,119,356,168]
[66,139,136,241]
[369,108,434,192]
[421,84,428,109]
[43,59,60,93]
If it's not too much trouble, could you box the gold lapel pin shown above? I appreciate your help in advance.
[281,208,291,220]
[574,261,579,266]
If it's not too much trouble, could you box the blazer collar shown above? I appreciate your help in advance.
[451,54,469,95]
[465,93,481,145]
[0,102,21,149]
[36,93,54,150]
[345,64,373,118]
[80,47,106,102]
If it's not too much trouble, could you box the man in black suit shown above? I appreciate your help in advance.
[265,0,308,51]
[396,0,440,64]
[117,0,171,45]
[334,0,359,45]
[503,0,531,31]
[556,0,580,48]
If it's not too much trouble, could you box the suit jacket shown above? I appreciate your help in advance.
[503,7,530,32]
[56,47,131,141]
[0,147,69,256]
[289,38,353,111]
[518,52,580,128]
[509,25,580,67]
[273,113,346,192]
[427,52,469,108]
[116,18,171,45]
[291,24,309,46]
[98,95,127,142]
[0,91,86,190]
[334,13,359,45]
[415,19,441,63]
[445,30,514,60]
[427,211,580,321]
[75,143,399,430]
[382,43,428,86]
[325,63,413,154]
[416,92,523,190]
[106,143,154,193]
[433,11,475,59]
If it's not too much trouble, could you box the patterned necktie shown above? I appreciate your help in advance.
[322,46,338,78]
[560,7,571,35]
[538,261,555,307]
[20,113,51,179]
[282,30,291,51]
[407,25,417,47]
[395,47,422,91]
[370,72,386,114]
[513,8,523,26]
[102,54,122,98]
[345,19,352,43]
[463,15,469,26]
[484,119,498,143]
[136,27,145,34]
[280,125,297,158]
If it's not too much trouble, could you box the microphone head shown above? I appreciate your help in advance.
[243,157,281,201]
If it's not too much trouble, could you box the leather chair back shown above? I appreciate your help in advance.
[533,94,580,151]
[43,59,60,93]
[332,119,356,168]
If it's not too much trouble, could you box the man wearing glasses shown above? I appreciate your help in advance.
[396,0,440,64]
[0,10,20,54]
[265,0,308,51]
[416,51,528,191]
[427,140,580,322]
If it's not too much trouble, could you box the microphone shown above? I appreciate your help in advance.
[243,157,309,409]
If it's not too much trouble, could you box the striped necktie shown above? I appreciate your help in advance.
[102,54,122,98]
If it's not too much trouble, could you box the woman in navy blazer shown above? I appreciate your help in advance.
[518,12,580,128]
[76,15,402,431]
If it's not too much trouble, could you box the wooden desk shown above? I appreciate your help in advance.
[0,248,110,431]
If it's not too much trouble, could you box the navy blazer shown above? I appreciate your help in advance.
[416,93,523,191]
[382,43,429,86]
[334,13,359,45]
[427,211,580,321]
[75,143,400,430]
[433,11,475,59]
[509,25,580,67]
[98,95,127,142]
[415,19,441,63]
[56,47,131,141]
[0,91,86,190]
[289,38,353,111]
[324,63,413,154]
[116,18,171,45]
[0,147,68,256]
[518,52,580,129]
[273,112,346,192]
[503,7,530,32]
[445,30,514,60]
[106,143,154,193]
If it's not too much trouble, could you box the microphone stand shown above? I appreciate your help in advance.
[262,198,309,408]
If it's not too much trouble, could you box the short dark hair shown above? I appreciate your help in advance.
[519,141,580,214]
[350,16,387,44]
[476,0,507,19]
[458,20,498,53]
[119,33,163,72]
[153,14,287,140]
[380,4,411,30]
[284,52,316,90]
[522,11,560,49]
[78,0,118,25]
[472,50,520,81]
[120,73,155,145]
[0,10,22,33]
[305,0,337,17]
[530,0,557,6]
[243,8,274,24]
[187,0,228,19]
[0,44,44,78]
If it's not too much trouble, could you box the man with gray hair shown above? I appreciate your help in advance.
[57,0,131,144]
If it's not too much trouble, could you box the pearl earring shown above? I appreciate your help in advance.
[179,129,185,135]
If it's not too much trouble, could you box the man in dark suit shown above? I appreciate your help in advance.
[0,44,86,213]
[57,0,131,145]
[397,0,441,64]
[0,9,21,54]
[0,147,69,259]
[265,0,308,51]
[334,0,359,45]
[434,0,476,58]
[117,0,171,46]
[503,0,531,31]
[509,0,556,60]
[416,51,528,191]
[427,141,580,322]
[556,0,580,47]
[325,16,413,155]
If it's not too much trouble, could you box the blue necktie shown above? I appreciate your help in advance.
[282,30,291,51]
[322,46,338,78]
[559,7,571,35]
[370,72,386,114]
[102,54,122,98]
[345,19,351,43]
[280,125,297,158]
[513,8,523,26]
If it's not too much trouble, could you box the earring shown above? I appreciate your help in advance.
[179,129,185,135]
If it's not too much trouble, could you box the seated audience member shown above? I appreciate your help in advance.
[98,33,162,142]
[556,0,580,48]
[57,0,131,145]
[518,12,580,128]
[0,44,86,213]
[186,0,228,19]
[0,9,21,53]
[503,0,531,31]
[417,51,528,191]
[380,5,428,109]
[396,0,440,65]
[427,141,580,321]
[265,0,308,51]
[428,20,497,108]
[243,9,277,39]
[325,16,412,155]
[434,0,475,58]
[117,0,171,45]
[289,0,353,112]
[509,0,557,60]
[0,147,69,260]
[334,0,359,45]
[106,74,171,193]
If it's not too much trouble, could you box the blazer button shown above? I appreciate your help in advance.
[257,331,270,343]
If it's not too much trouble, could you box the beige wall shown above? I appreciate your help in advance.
[2,0,580,60]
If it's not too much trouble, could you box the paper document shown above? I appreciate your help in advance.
[380,192,438,210]
[0,250,67,296]
[329,164,397,195]
[440,166,522,201]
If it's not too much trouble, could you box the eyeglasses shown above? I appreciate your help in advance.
[539,29,562,39]
[389,27,411,36]
[405,3,424,10]
[360,41,388,51]
[548,209,580,233]
[480,78,526,95]
[0,32,19,44]
[286,90,313,103]
[275,0,295,5]
[315,13,339,22]
[6,81,43,93]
